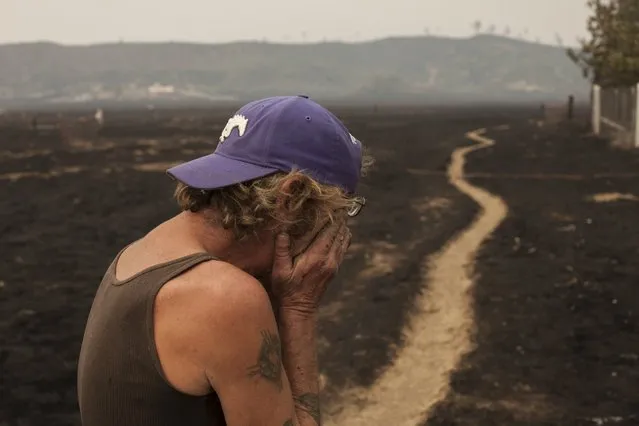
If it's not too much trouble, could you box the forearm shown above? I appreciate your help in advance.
[278,309,321,426]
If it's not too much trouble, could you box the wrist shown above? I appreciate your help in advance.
[276,297,318,315]
[278,306,318,325]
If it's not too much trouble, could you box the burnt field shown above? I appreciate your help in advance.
[428,121,639,426]
[1,105,638,426]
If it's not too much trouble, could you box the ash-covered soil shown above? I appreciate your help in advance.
[426,121,639,426]
[1,105,579,426]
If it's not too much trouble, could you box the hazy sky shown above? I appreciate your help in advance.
[4,0,590,45]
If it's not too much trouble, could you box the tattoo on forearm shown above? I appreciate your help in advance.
[294,393,321,425]
[247,330,283,390]
[283,420,293,426]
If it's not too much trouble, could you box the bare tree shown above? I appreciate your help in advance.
[472,20,482,34]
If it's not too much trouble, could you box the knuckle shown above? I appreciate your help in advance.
[271,270,289,283]
[322,260,338,275]
[275,250,289,259]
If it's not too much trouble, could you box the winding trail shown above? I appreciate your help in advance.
[326,128,509,426]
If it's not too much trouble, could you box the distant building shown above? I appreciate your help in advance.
[148,83,176,96]
[94,108,104,126]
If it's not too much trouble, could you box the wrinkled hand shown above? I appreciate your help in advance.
[271,220,352,314]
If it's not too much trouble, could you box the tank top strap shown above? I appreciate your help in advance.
[158,252,219,283]
[108,247,219,287]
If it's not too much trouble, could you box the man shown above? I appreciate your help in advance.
[77,95,371,426]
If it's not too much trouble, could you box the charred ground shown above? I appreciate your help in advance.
[1,106,637,426]
[427,121,639,426]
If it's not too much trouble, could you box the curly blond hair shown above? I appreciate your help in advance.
[175,153,374,240]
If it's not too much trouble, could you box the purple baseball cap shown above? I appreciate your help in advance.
[167,95,363,194]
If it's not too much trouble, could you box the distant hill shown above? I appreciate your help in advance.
[0,34,589,107]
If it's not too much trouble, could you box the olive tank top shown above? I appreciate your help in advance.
[77,247,225,426]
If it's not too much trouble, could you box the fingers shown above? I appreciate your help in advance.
[271,233,293,281]
[328,221,346,254]
[305,219,343,257]
[336,228,352,262]
[329,225,351,272]
[294,219,344,275]
[290,219,329,257]
[313,222,349,278]
[274,232,292,258]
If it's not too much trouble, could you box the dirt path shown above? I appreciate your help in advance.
[325,128,509,426]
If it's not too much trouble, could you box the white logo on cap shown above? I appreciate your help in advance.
[349,133,359,145]
[219,114,248,142]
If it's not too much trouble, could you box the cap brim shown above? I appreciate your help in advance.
[166,153,279,190]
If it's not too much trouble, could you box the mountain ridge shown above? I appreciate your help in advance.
[0,34,588,106]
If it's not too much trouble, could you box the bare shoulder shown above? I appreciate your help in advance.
[158,259,273,325]
[153,259,277,394]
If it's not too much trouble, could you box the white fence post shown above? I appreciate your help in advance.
[634,83,639,148]
[592,84,601,135]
